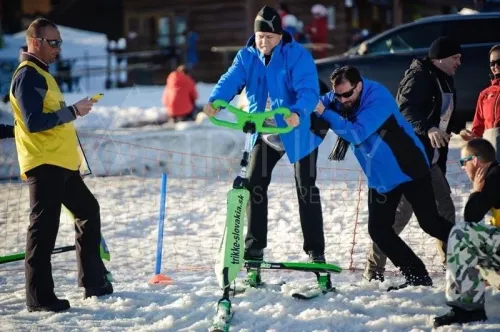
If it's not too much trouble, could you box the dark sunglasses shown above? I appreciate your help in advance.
[334,84,357,99]
[459,155,477,167]
[490,59,500,67]
[37,38,63,48]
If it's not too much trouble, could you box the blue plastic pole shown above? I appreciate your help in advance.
[154,173,168,275]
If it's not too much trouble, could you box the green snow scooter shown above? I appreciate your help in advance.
[208,100,342,332]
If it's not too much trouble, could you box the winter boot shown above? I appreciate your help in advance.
[27,298,70,313]
[434,306,487,327]
[363,270,385,283]
[388,267,432,291]
[244,248,264,262]
[84,279,114,299]
[307,251,326,264]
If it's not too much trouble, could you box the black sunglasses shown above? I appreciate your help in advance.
[37,38,63,48]
[459,155,480,167]
[334,83,358,99]
[490,59,500,67]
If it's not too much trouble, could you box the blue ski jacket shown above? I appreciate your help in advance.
[319,78,430,193]
[208,31,323,164]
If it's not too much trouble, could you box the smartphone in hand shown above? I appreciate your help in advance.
[90,93,104,102]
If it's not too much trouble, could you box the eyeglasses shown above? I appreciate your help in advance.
[459,155,476,167]
[37,38,63,48]
[334,84,357,99]
[490,59,500,67]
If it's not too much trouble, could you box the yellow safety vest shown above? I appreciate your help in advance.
[10,60,80,179]
[490,208,500,227]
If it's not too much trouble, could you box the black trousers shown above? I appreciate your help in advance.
[367,174,453,277]
[25,164,105,306]
[244,138,325,254]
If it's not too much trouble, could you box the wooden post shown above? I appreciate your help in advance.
[246,0,255,37]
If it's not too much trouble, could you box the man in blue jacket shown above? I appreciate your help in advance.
[315,66,453,290]
[204,6,326,280]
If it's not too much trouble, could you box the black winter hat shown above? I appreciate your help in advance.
[428,36,462,60]
[254,6,282,34]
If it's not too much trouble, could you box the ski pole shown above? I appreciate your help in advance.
[0,245,76,265]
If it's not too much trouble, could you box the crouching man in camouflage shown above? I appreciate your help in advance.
[434,138,500,327]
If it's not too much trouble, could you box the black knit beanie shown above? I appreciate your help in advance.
[254,6,282,34]
[428,36,462,60]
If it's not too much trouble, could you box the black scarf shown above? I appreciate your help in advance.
[327,101,358,161]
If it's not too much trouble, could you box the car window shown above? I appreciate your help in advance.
[444,18,500,45]
[366,22,443,55]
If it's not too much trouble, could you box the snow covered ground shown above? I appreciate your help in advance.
[1,26,500,332]
[1,82,499,330]
[1,166,500,331]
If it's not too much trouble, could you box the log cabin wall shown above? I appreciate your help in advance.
[123,0,248,84]
[265,0,348,57]
[122,0,348,84]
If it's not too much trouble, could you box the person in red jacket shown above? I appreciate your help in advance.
[162,65,198,122]
[278,2,291,26]
[305,4,328,59]
[470,45,500,161]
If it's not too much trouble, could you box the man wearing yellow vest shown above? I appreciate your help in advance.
[434,138,500,327]
[10,18,112,313]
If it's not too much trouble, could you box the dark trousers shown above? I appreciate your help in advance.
[367,174,453,277]
[244,138,325,254]
[25,164,104,306]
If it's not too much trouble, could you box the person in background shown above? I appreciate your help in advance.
[305,4,328,59]
[11,18,112,313]
[282,12,299,41]
[185,28,199,72]
[278,2,291,25]
[295,20,309,44]
[162,65,198,122]
[363,36,468,282]
[434,138,499,327]
[469,45,500,161]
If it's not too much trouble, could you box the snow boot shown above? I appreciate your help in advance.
[307,251,326,263]
[434,306,487,327]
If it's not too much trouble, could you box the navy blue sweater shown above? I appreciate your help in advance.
[10,53,76,133]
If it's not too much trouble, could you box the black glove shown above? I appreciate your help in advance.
[328,103,355,161]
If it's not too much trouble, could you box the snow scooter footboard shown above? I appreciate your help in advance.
[244,260,342,273]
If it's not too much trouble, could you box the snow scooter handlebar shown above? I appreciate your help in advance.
[210,99,293,134]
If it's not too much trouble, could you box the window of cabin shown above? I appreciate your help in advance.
[175,16,186,46]
[158,16,170,47]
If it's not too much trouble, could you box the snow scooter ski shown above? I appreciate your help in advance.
[208,100,342,332]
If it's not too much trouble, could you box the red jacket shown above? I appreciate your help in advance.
[162,71,198,117]
[472,79,500,137]
[305,17,328,58]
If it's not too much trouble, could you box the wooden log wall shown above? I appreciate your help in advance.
[122,0,348,83]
